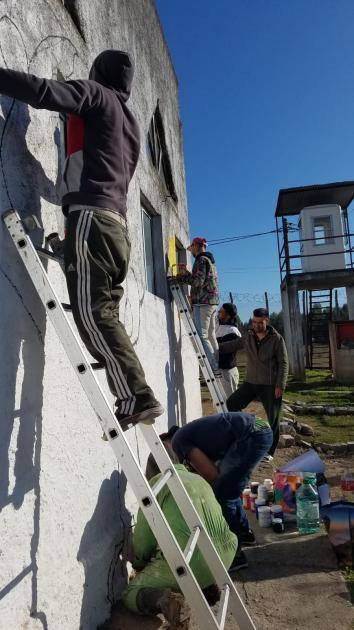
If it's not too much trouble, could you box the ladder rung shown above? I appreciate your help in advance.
[36,247,63,264]
[184,526,201,565]
[216,584,230,630]
[151,468,173,496]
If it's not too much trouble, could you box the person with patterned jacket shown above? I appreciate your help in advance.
[177,236,220,372]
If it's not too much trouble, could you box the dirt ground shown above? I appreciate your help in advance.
[102,398,354,630]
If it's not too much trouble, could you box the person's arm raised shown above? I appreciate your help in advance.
[0,68,103,115]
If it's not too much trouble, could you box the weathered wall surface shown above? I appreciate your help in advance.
[0,1,201,628]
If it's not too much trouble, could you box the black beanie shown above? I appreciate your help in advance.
[222,303,237,324]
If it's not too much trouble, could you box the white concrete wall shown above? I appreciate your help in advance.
[0,1,201,628]
[329,322,354,384]
[300,204,346,272]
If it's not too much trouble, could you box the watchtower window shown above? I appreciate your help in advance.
[312,216,334,245]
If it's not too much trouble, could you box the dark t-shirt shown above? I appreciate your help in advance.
[172,412,256,463]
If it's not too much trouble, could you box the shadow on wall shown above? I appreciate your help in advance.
[77,470,132,630]
[0,98,59,628]
[164,286,187,427]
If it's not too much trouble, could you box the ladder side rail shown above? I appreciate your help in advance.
[3,210,224,630]
[140,423,256,630]
[169,281,227,412]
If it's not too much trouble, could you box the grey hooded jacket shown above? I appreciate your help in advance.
[0,50,140,217]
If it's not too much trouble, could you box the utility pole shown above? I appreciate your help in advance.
[264,291,269,313]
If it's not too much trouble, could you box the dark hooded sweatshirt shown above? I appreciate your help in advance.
[0,50,140,217]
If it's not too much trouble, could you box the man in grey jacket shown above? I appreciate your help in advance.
[227,308,288,458]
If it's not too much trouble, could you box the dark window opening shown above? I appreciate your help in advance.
[62,0,86,41]
[141,199,166,300]
[147,103,178,203]
[175,237,187,267]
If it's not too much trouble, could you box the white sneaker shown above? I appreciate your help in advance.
[262,454,274,463]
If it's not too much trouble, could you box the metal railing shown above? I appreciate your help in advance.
[276,216,354,281]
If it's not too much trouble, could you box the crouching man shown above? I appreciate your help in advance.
[122,442,237,625]
[172,412,273,571]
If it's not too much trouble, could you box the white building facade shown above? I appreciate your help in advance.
[0,1,201,628]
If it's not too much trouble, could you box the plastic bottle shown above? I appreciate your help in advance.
[257,484,268,502]
[340,473,354,503]
[242,488,251,510]
[296,473,320,534]
[263,478,274,503]
[250,492,258,512]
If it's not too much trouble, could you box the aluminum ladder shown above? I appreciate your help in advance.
[168,276,227,413]
[2,209,255,630]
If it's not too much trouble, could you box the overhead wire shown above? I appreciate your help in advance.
[207,224,298,246]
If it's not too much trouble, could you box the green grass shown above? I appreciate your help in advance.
[285,370,354,407]
[201,368,353,443]
[296,413,354,444]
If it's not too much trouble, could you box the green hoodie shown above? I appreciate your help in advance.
[132,464,237,584]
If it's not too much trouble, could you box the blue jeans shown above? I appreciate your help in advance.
[213,426,273,537]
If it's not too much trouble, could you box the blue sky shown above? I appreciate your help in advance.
[155,0,354,321]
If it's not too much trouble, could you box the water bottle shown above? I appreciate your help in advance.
[296,473,320,534]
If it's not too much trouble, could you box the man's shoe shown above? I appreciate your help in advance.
[228,550,249,574]
[116,402,164,430]
[239,528,257,547]
[102,403,164,439]
[159,592,190,630]
[262,454,274,463]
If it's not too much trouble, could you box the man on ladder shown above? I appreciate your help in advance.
[177,236,220,375]
[0,51,163,428]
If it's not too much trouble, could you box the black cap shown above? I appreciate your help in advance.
[253,308,269,318]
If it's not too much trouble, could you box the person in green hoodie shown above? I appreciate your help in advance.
[122,442,237,621]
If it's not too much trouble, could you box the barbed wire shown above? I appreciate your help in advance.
[220,291,282,304]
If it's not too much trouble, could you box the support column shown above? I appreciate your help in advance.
[281,280,305,379]
[346,286,354,320]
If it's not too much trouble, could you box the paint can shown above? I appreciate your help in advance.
[270,505,283,522]
[255,498,266,519]
[272,518,284,533]
[258,506,272,528]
